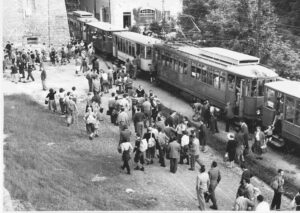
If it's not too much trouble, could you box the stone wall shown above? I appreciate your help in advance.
[2,0,70,48]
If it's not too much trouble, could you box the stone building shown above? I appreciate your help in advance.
[79,0,183,28]
[2,0,70,48]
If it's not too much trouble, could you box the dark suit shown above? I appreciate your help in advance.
[208,167,221,209]
[167,140,181,173]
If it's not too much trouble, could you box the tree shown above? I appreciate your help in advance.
[182,0,300,77]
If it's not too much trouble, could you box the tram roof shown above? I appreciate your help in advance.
[73,10,94,17]
[265,80,300,99]
[86,22,127,32]
[113,32,162,45]
[155,43,277,79]
[77,17,98,23]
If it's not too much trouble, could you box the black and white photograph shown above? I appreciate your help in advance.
[1,0,300,211]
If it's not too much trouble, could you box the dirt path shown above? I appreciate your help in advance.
[2,59,293,210]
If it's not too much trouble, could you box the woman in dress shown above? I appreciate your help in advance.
[84,106,96,140]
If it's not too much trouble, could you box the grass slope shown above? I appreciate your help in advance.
[3,94,159,210]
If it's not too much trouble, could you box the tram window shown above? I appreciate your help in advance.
[266,88,276,109]
[285,97,295,123]
[295,101,300,126]
[125,41,129,54]
[207,71,213,85]
[174,60,178,72]
[228,74,235,92]
[140,45,145,59]
[117,38,121,49]
[251,80,258,96]
[170,58,174,70]
[183,63,188,74]
[258,80,265,96]
[191,66,196,78]
[196,67,201,79]
[213,71,220,89]
[146,47,152,59]
[162,55,166,66]
[220,75,226,91]
[179,61,184,74]
[122,39,126,52]
[244,79,251,97]
[202,70,207,83]
[132,45,135,56]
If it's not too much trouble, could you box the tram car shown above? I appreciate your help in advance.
[86,22,127,56]
[262,80,300,147]
[112,32,162,72]
[152,43,278,120]
[67,11,98,40]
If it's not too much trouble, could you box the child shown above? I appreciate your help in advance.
[264,125,274,143]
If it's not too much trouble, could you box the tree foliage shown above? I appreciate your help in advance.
[182,0,300,77]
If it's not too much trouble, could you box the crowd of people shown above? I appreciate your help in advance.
[3,39,299,211]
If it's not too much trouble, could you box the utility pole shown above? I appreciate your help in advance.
[162,0,165,38]
[256,0,262,58]
[48,0,50,47]
[109,0,111,24]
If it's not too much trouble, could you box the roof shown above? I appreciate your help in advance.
[155,43,277,79]
[113,32,162,45]
[227,64,278,79]
[86,22,127,32]
[77,17,98,23]
[200,47,260,65]
[265,80,300,99]
[73,10,94,17]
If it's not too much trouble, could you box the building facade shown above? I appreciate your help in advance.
[79,0,183,28]
[3,0,70,48]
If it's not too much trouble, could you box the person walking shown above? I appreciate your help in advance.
[270,169,285,210]
[240,119,250,155]
[119,141,133,175]
[108,93,116,123]
[66,96,78,127]
[26,64,35,82]
[143,127,156,164]
[208,161,221,210]
[117,107,130,131]
[179,130,189,165]
[133,136,147,171]
[40,68,47,91]
[226,133,237,168]
[11,63,18,83]
[167,137,181,173]
[196,165,210,211]
[224,101,235,132]
[157,127,169,167]
[119,125,131,145]
[46,88,57,112]
[198,121,208,153]
[84,106,96,140]
[252,126,265,160]
[235,126,245,164]
[142,98,152,128]
[189,130,203,171]
[133,107,145,138]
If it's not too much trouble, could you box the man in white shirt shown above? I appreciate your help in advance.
[120,141,133,175]
[256,195,270,211]
[179,130,189,165]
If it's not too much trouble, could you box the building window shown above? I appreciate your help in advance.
[27,37,38,44]
[139,8,155,24]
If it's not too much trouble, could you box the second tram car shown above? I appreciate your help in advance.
[67,11,98,40]
[263,80,300,146]
[113,32,162,72]
[153,43,278,119]
[86,22,127,56]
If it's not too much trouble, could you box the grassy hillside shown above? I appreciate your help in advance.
[3,94,159,210]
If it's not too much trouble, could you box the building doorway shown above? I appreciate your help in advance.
[123,12,131,28]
